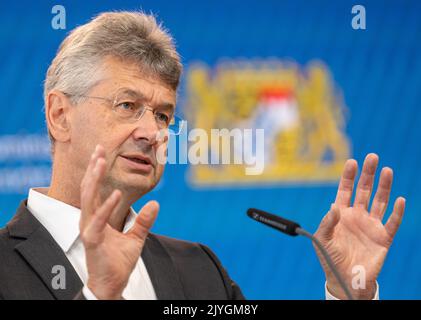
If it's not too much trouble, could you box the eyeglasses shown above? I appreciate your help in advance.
[65,92,184,135]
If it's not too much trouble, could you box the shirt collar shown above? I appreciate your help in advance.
[27,188,137,253]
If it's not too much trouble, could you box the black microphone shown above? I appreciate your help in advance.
[247,208,301,236]
[247,207,355,300]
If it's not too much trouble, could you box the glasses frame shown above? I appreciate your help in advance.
[64,92,185,135]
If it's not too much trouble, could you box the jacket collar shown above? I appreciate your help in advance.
[7,200,84,300]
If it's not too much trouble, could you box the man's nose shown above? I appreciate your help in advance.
[131,109,161,145]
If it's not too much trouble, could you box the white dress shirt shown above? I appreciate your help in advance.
[26,188,157,300]
[25,187,379,300]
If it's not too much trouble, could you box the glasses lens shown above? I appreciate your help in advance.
[112,92,144,120]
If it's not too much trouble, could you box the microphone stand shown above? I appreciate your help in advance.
[295,227,354,300]
[247,208,355,300]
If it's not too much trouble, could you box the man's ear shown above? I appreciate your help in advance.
[45,90,73,143]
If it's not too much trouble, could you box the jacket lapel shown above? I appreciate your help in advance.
[142,234,186,299]
[7,201,84,300]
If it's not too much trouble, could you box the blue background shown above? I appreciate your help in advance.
[0,0,420,299]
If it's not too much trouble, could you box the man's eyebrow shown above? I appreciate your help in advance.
[117,88,175,111]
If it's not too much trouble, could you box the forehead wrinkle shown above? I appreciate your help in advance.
[98,55,175,90]
[94,60,176,109]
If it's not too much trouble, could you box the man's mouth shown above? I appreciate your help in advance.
[120,154,154,172]
[122,156,150,164]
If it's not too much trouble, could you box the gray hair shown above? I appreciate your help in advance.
[44,11,182,147]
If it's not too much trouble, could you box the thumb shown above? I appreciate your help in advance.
[128,200,159,242]
[316,203,341,241]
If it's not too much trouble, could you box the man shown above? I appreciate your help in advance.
[0,11,405,300]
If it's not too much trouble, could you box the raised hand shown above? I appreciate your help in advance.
[314,153,405,299]
[79,145,159,299]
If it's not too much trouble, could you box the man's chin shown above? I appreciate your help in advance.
[123,179,156,195]
[106,174,157,197]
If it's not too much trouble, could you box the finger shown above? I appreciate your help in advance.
[353,153,379,209]
[81,157,106,215]
[81,190,122,246]
[315,204,341,241]
[80,146,107,226]
[370,167,393,221]
[385,197,406,238]
[79,147,100,226]
[128,200,159,242]
[334,159,358,208]
[80,145,100,191]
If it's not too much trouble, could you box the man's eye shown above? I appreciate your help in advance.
[156,112,170,124]
[116,102,136,111]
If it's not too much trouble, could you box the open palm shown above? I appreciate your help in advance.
[314,154,405,299]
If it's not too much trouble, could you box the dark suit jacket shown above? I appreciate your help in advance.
[0,200,245,300]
